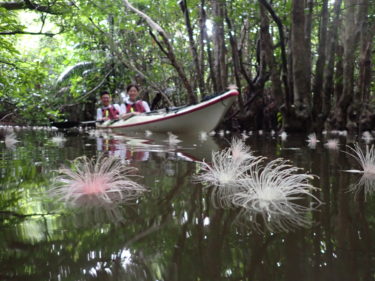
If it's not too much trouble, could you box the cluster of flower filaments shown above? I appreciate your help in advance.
[194,138,320,232]
[50,155,147,206]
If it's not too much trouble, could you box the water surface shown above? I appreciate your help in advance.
[0,129,374,281]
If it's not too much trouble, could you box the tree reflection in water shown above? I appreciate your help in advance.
[1,130,375,281]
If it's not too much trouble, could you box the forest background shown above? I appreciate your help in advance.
[0,0,373,133]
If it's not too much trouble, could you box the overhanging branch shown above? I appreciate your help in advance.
[0,30,60,37]
[0,0,65,14]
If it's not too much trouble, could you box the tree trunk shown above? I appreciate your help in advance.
[179,0,205,95]
[224,4,245,113]
[200,0,217,94]
[211,0,227,91]
[258,0,291,111]
[357,0,373,131]
[291,0,311,124]
[312,0,328,132]
[305,0,313,96]
[334,44,344,109]
[259,4,283,108]
[330,0,358,130]
[357,0,371,102]
[322,0,343,123]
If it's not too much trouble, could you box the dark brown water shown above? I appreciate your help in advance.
[0,128,374,281]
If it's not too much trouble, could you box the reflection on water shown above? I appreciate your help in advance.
[353,173,375,197]
[0,128,375,280]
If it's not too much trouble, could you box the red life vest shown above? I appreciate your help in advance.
[101,105,119,120]
[125,100,146,113]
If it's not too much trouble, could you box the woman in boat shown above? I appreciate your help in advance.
[120,84,150,120]
[96,91,121,121]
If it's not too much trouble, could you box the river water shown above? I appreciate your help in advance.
[0,128,374,281]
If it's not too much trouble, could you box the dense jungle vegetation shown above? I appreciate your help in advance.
[0,0,374,132]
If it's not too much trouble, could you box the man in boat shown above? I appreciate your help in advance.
[96,91,121,121]
[120,84,150,120]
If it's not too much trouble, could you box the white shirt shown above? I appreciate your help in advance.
[121,97,151,113]
[96,104,122,120]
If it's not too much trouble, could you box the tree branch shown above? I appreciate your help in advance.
[0,30,59,37]
[0,60,18,68]
[0,0,64,14]
[123,0,197,104]
[149,30,168,56]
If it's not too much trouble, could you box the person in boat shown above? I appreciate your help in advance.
[96,91,121,121]
[120,84,150,120]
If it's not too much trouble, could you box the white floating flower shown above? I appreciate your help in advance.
[199,131,208,142]
[345,144,375,198]
[279,131,287,141]
[51,133,67,146]
[194,148,261,189]
[241,132,249,140]
[5,132,19,148]
[230,138,254,165]
[145,130,153,137]
[165,132,182,145]
[362,131,373,144]
[231,158,320,223]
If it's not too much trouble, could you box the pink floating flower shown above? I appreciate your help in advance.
[306,133,320,149]
[51,155,147,204]
[324,139,339,150]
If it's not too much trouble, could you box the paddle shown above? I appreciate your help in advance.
[51,120,98,129]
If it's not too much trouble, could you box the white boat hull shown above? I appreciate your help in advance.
[97,90,239,134]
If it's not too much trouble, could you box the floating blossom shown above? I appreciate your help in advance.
[50,155,147,204]
[241,131,249,140]
[338,130,347,137]
[194,148,261,189]
[306,133,320,149]
[344,144,375,198]
[5,132,19,148]
[230,138,254,165]
[199,131,208,142]
[349,173,375,199]
[346,144,375,174]
[324,139,339,150]
[165,132,182,145]
[51,133,67,146]
[279,131,287,141]
[195,139,259,207]
[231,158,319,220]
[362,131,373,144]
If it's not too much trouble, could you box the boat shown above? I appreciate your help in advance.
[96,89,239,134]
